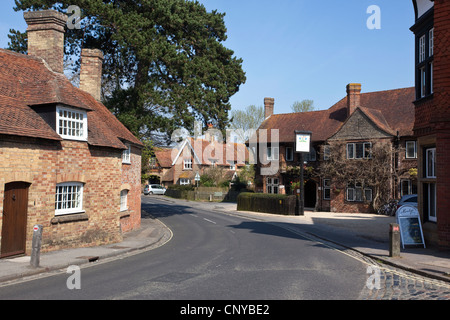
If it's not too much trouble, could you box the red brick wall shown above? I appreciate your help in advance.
[433,0,450,247]
[0,136,141,254]
[120,145,142,233]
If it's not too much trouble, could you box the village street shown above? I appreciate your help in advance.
[0,195,449,302]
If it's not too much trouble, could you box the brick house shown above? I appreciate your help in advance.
[0,10,143,258]
[411,0,450,247]
[148,130,249,187]
[252,83,417,213]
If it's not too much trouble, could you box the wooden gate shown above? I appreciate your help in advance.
[1,182,30,258]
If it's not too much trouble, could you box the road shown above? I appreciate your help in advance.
[0,196,371,300]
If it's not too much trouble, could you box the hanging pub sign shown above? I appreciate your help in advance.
[396,205,426,248]
[294,131,312,153]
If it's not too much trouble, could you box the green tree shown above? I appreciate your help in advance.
[8,0,246,143]
[291,100,315,113]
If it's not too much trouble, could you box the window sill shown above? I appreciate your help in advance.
[120,211,130,219]
[51,212,88,224]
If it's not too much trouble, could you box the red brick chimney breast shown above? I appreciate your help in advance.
[346,83,361,117]
[264,97,274,119]
[24,10,67,74]
[80,49,104,101]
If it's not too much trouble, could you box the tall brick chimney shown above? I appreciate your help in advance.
[264,97,274,119]
[346,83,361,117]
[24,10,67,74]
[79,49,104,101]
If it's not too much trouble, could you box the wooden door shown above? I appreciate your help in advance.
[1,182,30,258]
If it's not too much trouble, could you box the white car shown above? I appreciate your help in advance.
[144,184,166,195]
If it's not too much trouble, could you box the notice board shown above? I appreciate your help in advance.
[396,205,426,248]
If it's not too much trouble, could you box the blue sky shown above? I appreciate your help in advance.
[0,0,416,114]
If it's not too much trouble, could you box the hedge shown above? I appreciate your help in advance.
[237,193,297,215]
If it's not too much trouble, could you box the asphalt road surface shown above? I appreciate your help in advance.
[0,196,370,301]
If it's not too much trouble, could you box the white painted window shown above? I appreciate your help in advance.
[183,159,192,170]
[420,66,427,98]
[406,141,417,159]
[419,34,426,63]
[346,182,372,202]
[122,144,131,164]
[267,147,279,161]
[429,28,434,57]
[180,178,191,185]
[347,142,372,159]
[267,177,279,194]
[55,182,84,215]
[426,148,436,178]
[120,189,128,212]
[56,106,88,141]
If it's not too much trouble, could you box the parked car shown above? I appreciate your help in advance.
[397,194,418,210]
[144,184,166,195]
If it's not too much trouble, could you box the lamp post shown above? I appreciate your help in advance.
[294,131,312,216]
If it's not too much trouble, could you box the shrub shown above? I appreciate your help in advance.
[237,193,296,215]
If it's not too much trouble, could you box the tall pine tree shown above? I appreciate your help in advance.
[8,0,246,144]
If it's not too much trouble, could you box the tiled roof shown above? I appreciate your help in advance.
[186,138,249,166]
[154,148,173,168]
[0,95,62,141]
[257,87,415,143]
[0,49,142,149]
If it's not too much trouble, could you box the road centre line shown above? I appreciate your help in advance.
[203,218,217,225]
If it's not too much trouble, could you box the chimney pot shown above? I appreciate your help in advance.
[346,83,361,117]
[24,10,68,74]
[264,97,274,119]
[79,49,104,101]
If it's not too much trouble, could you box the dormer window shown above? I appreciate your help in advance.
[56,106,88,141]
[122,144,131,164]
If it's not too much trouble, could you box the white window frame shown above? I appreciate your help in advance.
[347,142,372,159]
[429,28,434,57]
[420,66,427,98]
[229,161,236,170]
[346,182,372,202]
[120,189,128,212]
[267,177,279,194]
[285,147,293,162]
[56,106,88,141]
[180,178,191,185]
[406,141,417,159]
[323,179,331,200]
[55,182,84,216]
[183,159,193,170]
[419,34,426,63]
[122,144,131,164]
[426,148,436,178]
[267,147,279,161]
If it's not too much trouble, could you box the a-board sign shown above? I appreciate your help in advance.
[396,205,426,248]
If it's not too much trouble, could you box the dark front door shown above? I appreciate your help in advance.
[1,182,30,258]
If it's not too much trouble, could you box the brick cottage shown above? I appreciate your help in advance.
[0,10,143,258]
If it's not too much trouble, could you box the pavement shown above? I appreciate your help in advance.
[1,196,449,287]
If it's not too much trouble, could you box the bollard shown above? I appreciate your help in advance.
[30,224,43,268]
[389,223,401,258]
